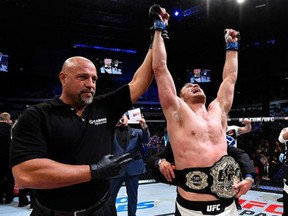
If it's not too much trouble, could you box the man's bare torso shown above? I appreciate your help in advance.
[167,99,228,201]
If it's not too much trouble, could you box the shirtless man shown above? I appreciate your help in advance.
[150,4,252,215]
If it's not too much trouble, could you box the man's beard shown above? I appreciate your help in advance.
[79,90,95,105]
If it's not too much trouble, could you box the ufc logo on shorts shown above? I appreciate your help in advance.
[207,204,221,212]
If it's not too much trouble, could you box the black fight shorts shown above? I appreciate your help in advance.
[175,192,236,215]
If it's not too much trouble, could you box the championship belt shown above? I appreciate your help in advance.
[178,155,241,199]
[210,155,241,198]
[185,171,209,191]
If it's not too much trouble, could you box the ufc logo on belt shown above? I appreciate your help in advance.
[207,204,221,212]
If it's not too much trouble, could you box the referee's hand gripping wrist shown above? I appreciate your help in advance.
[90,153,132,180]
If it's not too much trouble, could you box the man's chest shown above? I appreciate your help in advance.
[44,111,114,159]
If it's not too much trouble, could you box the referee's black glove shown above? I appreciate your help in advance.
[90,153,132,179]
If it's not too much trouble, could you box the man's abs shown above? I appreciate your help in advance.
[178,187,219,201]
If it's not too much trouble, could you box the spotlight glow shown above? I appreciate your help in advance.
[236,0,246,3]
[174,11,180,16]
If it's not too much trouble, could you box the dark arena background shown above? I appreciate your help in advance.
[1,0,288,215]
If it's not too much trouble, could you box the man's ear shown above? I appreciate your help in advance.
[59,71,66,84]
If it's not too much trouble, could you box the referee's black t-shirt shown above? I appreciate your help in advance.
[10,85,131,211]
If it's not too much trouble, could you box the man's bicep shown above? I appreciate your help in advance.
[10,110,47,167]
[216,79,235,113]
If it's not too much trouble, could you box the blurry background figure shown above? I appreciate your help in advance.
[226,118,252,210]
[226,118,252,148]
[100,58,113,74]
[0,54,8,72]
[258,154,277,182]
[109,112,150,216]
[0,112,14,204]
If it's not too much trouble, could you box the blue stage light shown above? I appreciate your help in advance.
[74,44,137,54]
[267,39,276,45]
[174,10,180,17]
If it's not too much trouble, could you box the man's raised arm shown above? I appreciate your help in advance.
[150,5,179,114]
[217,29,239,113]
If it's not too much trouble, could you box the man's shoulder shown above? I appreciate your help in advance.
[20,99,61,118]
[29,99,59,110]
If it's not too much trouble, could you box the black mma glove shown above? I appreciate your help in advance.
[149,4,162,21]
[149,4,169,48]
[90,153,132,179]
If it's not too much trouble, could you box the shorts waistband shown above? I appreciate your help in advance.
[176,192,233,212]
